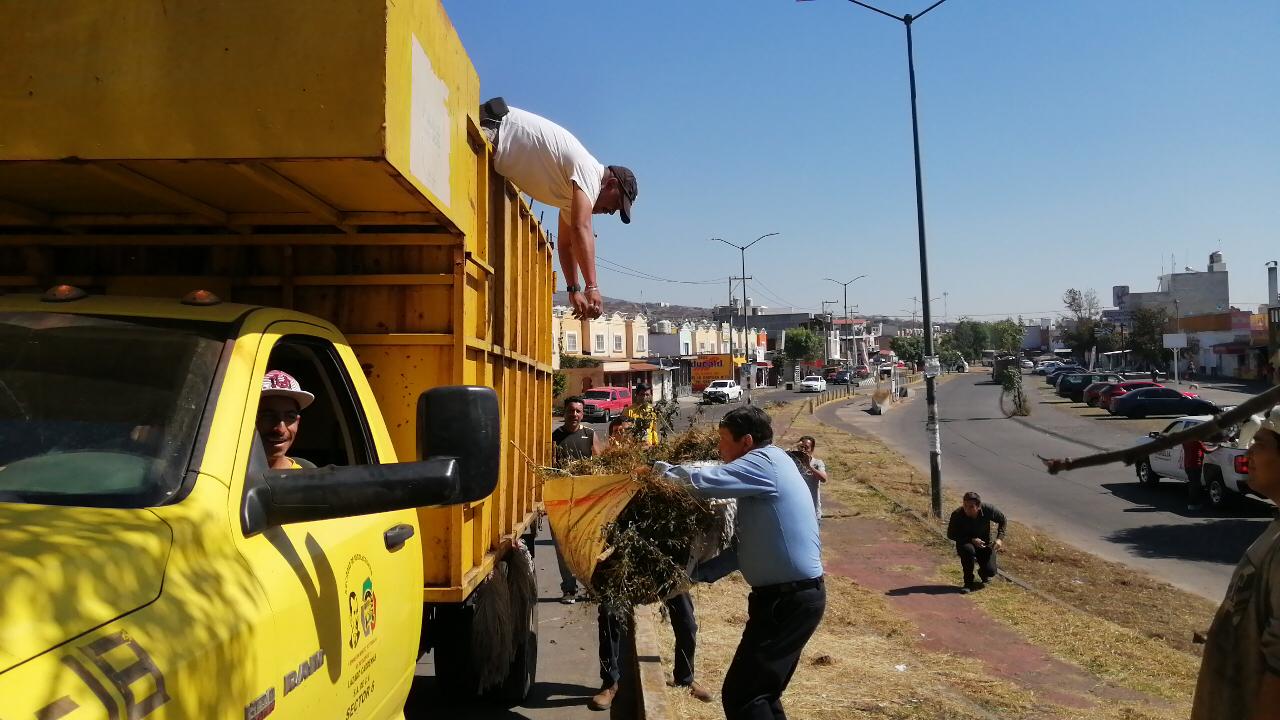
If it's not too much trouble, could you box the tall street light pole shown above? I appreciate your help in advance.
[715,233,780,403]
[803,0,952,517]
[825,275,867,364]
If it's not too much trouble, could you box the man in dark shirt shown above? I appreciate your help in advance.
[551,396,598,604]
[552,395,598,467]
[946,491,1007,592]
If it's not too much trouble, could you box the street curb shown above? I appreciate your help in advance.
[633,611,673,720]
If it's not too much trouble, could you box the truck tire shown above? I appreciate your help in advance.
[1136,459,1160,486]
[601,410,611,423]
[429,544,536,700]
[1204,468,1230,509]
[499,542,539,702]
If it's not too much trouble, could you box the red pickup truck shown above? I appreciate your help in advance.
[582,387,633,422]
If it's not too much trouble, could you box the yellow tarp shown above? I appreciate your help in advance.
[542,474,638,588]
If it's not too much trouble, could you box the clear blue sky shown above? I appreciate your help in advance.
[444,1,1278,321]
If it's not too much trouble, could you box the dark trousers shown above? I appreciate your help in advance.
[553,538,577,595]
[1187,465,1204,506]
[598,593,697,686]
[721,581,826,720]
[956,542,998,584]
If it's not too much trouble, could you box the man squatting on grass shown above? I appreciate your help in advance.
[660,406,825,720]
[1192,409,1280,719]
[946,491,1007,593]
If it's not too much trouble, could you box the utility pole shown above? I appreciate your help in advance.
[715,234,780,404]
[730,275,752,356]
[802,0,955,516]
[826,275,868,364]
[727,276,735,358]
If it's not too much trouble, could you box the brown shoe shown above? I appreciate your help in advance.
[589,684,618,711]
[667,679,714,703]
[687,680,714,703]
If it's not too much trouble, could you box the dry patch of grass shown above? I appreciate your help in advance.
[654,571,1042,720]
[656,402,1208,717]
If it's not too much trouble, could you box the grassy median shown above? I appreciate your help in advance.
[654,395,1211,719]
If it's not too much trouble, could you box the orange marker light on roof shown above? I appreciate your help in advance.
[41,285,88,302]
[181,289,223,306]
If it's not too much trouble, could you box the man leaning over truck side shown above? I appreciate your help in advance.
[1192,409,1280,720]
[256,370,317,470]
[478,97,637,321]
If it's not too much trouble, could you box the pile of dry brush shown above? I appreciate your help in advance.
[561,427,723,612]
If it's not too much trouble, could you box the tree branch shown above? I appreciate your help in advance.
[1040,384,1280,474]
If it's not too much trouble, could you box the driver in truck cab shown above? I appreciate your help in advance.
[256,370,317,470]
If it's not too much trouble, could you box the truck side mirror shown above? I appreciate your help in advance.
[417,385,500,503]
[240,386,500,535]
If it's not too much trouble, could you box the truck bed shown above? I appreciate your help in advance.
[0,0,552,604]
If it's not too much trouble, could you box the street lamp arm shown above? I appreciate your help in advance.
[744,232,780,250]
[844,0,904,22]
[712,237,742,251]
[912,0,952,21]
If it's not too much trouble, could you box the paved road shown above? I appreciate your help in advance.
[820,373,1274,601]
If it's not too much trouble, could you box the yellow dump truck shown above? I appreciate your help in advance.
[0,0,552,716]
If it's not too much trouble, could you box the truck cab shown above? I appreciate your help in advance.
[0,294,498,719]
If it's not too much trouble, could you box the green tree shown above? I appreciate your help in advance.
[989,318,1025,355]
[1060,287,1103,355]
[552,369,567,398]
[1128,307,1170,367]
[890,335,923,364]
[950,318,990,361]
[783,327,824,362]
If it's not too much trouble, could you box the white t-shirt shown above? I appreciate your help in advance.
[493,107,605,213]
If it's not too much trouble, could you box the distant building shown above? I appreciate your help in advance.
[1106,251,1230,325]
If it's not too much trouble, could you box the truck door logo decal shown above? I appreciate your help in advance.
[344,555,377,649]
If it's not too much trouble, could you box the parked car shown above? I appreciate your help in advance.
[823,368,840,381]
[1048,367,1088,388]
[1135,415,1255,508]
[1098,380,1162,411]
[1044,365,1085,384]
[799,375,827,392]
[1083,381,1118,407]
[702,379,742,404]
[581,386,632,422]
[1035,361,1063,376]
[831,370,852,385]
[1019,359,1034,369]
[1109,386,1218,419]
[854,364,871,379]
[1057,372,1123,402]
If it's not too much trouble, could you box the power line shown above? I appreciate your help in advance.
[595,256,723,285]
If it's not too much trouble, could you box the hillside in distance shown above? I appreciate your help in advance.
[551,292,712,322]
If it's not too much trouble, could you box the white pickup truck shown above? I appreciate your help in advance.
[1135,414,1258,507]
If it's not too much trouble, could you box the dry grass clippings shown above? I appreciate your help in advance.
[556,427,724,612]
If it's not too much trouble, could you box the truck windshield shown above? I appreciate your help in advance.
[0,312,224,508]
[583,390,613,400]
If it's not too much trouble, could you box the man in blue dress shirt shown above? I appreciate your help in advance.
[663,406,825,719]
